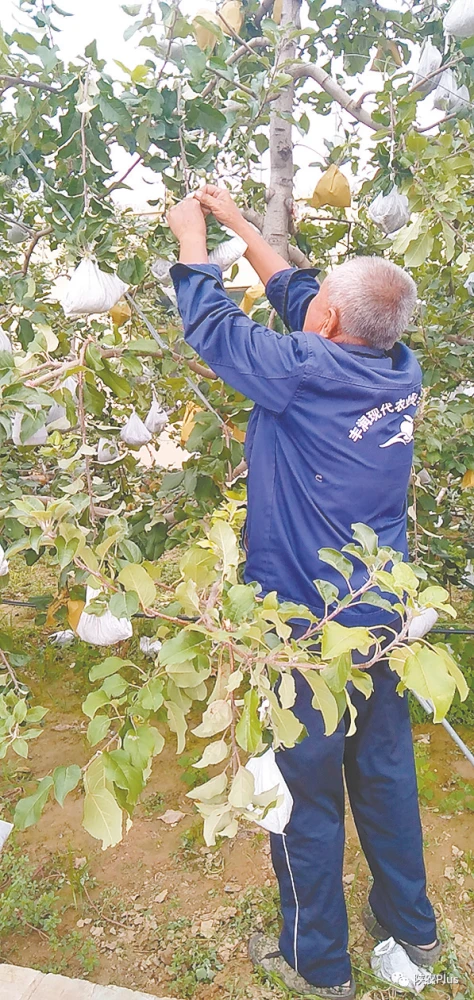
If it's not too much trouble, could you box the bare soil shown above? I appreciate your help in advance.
[0,675,472,1000]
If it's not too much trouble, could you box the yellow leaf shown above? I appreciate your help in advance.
[68,598,85,631]
[309,164,351,210]
[109,299,131,325]
[241,283,265,314]
[180,402,201,444]
[370,40,403,71]
[461,469,474,488]
[218,0,244,36]
[273,0,283,23]
[226,420,246,443]
[193,9,221,51]
[45,593,67,628]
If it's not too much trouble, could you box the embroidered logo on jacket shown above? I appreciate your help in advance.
[379,414,414,448]
[348,392,419,443]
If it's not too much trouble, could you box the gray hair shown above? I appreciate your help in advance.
[324,256,417,350]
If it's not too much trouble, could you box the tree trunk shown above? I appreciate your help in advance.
[263,0,302,259]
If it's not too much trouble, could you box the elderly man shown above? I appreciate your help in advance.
[167,186,441,999]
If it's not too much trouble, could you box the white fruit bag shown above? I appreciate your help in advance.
[368,186,410,234]
[433,70,469,112]
[120,409,152,447]
[140,636,163,657]
[0,544,9,578]
[0,820,13,851]
[209,234,247,271]
[444,0,474,38]
[0,329,13,353]
[245,748,293,834]
[151,258,173,285]
[60,259,128,316]
[76,585,133,646]
[371,938,432,992]
[412,39,443,95]
[97,437,119,464]
[145,398,168,434]
[12,412,47,446]
[48,629,75,647]
[464,272,474,295]
[408,606,439,641]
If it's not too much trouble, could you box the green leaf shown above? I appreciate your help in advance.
[321,622,373,660]
[89,656,134,682]
[160,630,203,666]
[53,764,82,807]
[118,563,156,609]
[187,771,227,801]
[14,776,54,830]
[192,699,232,738]
[404,232,434,269]
[165,700,188,753]
[351,522,378,555]
[321,652,353,693]
[389,644,456,722]
[278,673,296,710]
[12,738,28,758]
[166,659,211,689]
[268,693,305,749]
[103,749,144,807]
[83,783,123,851]
[235,688,262,753]
[301,669,339,735]
[208,520,239,581]
[186,100,227,134]
[179,546,217,588]
[418,586,455,615]
[391,562,419,594]
[313,579,339,606]
[435,647,469,702]
[318,548,353,582]
[118,256,147,285]
[192,739,229,768]
[228,766,255,808]
[82,690,110,720]
[123,725,164,769]
[223,584,256,622]
[87,715,111,747]
[350,668,373,700]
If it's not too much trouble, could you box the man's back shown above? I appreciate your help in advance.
[243,333,421,623]
[170,262,421,623]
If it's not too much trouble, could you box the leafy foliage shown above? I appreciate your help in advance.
[0,0,472,848]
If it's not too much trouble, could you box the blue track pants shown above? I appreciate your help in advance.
[270,624,437,986]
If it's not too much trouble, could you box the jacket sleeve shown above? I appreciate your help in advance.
[265,267,321,333]
[170,262,308,414]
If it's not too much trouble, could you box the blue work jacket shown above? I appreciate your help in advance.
[170,263,422,625]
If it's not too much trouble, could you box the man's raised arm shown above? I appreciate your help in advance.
[194,185,292,286]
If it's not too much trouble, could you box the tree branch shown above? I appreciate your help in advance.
[263,0,302,259]
[255,0,275,26]
[289,64,378,131]
[21,226,53,276]
[288,244,312,268]
[77,337,96,526]
[0,75,59,94]
[242,209,312,266]
[201,37,269,99]
[102,155,143,200]
[227,37,268,66]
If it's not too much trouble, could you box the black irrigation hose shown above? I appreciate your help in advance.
[1,598,474,634]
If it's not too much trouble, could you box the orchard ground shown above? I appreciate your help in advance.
[0,555,472,1000]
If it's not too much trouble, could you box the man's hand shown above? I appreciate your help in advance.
[167,196,209,265]
[194,184,244,231]
[167,197,207,242]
